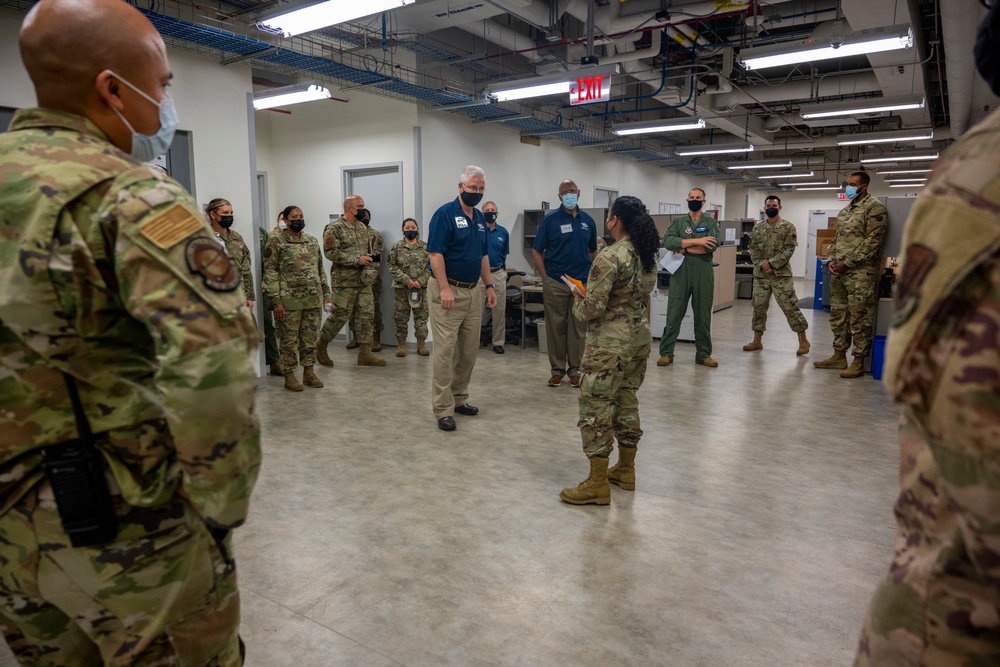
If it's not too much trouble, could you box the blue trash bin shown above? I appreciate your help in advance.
[872,335,887,381]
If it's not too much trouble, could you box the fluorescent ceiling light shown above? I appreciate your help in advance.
[676,143,754,156]
[889,183,926,188]
[796,186,843,191]
[740,24,913,70]
[757,171,814,179]
[488,64,619,102]
[259,0,414,37]
[726,159,793,170]
[253,84,331,110]
[875,168,933,175]
[837,128,934,146]
[778,180,829,186]
[800,94,925,119]
[611,117,706,136]
[884,178,928,183]
[861,149,939,163]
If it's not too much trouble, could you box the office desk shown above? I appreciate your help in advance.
[521,284,543,350]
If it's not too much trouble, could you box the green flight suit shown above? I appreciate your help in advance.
[658,213,721,361]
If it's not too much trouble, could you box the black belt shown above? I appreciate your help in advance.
[447,278,479,289]
[490,265,504,272]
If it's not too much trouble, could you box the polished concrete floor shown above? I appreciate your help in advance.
[0,295,902,666]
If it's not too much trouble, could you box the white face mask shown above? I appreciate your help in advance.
[106,70,179,162]
[278,221,287,230]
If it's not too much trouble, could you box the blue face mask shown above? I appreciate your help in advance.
[845,185,860,199]
[107,71,179,162]
[561,193,578,209]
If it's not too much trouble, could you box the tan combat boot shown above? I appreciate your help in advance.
[796,331,811,356]
[396,336,407,357]
[302,366,324,388]
[269,362,282,376]
[316,335,334,367]
[417,339,430,356]
[813,349,847,369]
[656,356,672,367]
[559,457,611,506]
[284,372,304,392]
[840,356,865,379]
[743,331,763,351]
[608,447,637,491]
[357,344,386,366]
[345,337,359,350]
[372,338,383,352]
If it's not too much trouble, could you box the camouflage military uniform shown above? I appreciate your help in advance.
[218,227,254,304]
[263,230,330,372]
[0,108,260,665]
[573,240,658,458]
[389,238,431,339]
[854,108,1000,666]
[319,215,376,345]
[827,193,888,357]
[350,227,384,341]
[748,217,807,333]
[259,226,279,365]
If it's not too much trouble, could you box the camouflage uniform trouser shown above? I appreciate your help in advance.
[0,486,242,666]
[393,287,428,339]
[751,275,808,333]
[323,285,373,345]
[262,294,279,365]
[577,341,650,459]
[829,266,880,357]
[276,307,321,372]
[350,274,382,339]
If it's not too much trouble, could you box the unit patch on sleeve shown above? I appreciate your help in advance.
[139,203,204,249]
[185,237,240,292]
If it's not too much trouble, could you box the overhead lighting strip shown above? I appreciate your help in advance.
[726,159,793,170]
[611,117,706,136]
[861,150,939,163]
[837,128,934,146]
[800,94,925,119]
[777,180,829,186]
[259,0,414,37]
[488,64,619,102]
[739,24,913,71]
[676,143,754,156]
[253,84,331,110]
[757,171,814,179]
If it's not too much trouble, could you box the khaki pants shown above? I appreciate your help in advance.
[429,278,484,418]
[542,275,586,377]
[483,268,507,346]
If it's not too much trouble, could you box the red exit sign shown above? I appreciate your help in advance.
[569,75,611,106]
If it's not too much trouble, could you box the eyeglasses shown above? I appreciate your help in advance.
[462,185,486,193]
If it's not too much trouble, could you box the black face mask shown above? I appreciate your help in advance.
[484,211,498,224]
[218,215,234,229]
[289,220,305,233]
[765,207,779,219]
[688,200,704,212]
[403,230,419,240]
[975,2,1000,97]
[355,208,370,225]
[460,191,483,207]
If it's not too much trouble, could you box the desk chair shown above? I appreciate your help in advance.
[519,283,546,350]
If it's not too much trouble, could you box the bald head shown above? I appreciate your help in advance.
[21,0,167,111]
[343,195,365,222]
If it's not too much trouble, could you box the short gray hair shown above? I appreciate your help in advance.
[459,165,485,184]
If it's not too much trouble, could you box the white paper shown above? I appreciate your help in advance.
[725,228,736,242]
[659,251,685,274]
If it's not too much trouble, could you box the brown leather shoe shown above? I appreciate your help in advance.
[569,375,581,388]
[548,374,563,387]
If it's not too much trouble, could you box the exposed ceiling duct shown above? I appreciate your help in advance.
[938,0,999,137]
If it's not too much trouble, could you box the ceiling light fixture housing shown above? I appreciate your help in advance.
[837,128,934,146]
[875,168,933,175]
[861,149,940,163]
[800,94,925,119]
[488,64,619,102]
[676,143,754,156]
[796,186,844,191]
[258,0,414,37]
[253,83,332,110]
[757,171,814,179]
[726,159,793,170]
[777,180,829,186]
[739,23,913,70]
[611,117,706,136]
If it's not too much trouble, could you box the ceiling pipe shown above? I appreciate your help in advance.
[602,28,663,65]
[939,0,976,137]
[745,0,840,31]
[457,19,544,63]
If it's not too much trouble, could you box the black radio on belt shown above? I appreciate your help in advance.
[368,253,381,262]
[40,375,118,548]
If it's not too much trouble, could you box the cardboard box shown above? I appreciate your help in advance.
[827,216,839,231]
[816,229,836,257]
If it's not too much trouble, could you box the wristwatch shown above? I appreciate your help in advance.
[486,283,495,289]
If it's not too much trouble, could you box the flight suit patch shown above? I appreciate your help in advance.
[140,204,204,249]
[892,243,936,327]
[185,237,240,292]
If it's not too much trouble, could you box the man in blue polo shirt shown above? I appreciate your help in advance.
[532,179,598,387]
[427,165,498,431]
[482,200,510,354]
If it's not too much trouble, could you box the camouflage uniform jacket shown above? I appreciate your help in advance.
[323,215,374,287]
[389,239,431,289]
[0,108,260,529]
[262,230,330,311]
[748,217,796,278]
[856,108,1000,665]
[218,227,254,302]
[573,238,657,354]
[829,193,888,271]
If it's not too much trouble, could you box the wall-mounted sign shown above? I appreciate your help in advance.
[837,193,849,200]
[569,74,611,106]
